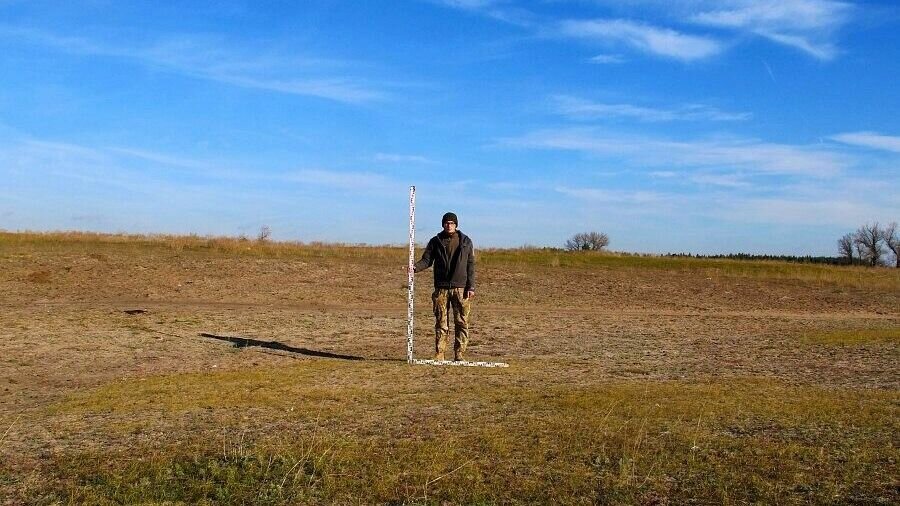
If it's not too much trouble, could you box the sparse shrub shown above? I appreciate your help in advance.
[257,226,272,243]
[565,231,609,251]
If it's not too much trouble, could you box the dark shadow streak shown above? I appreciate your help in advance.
[199,333,364,361]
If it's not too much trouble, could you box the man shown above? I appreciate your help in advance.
[412,212,476,361]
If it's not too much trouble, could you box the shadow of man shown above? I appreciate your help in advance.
[199,333,365,361]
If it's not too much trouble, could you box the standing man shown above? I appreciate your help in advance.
[412,212,476,361]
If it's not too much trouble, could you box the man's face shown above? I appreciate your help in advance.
[443,220,457,234]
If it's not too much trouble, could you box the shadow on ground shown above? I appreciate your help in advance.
[199,332,365,361]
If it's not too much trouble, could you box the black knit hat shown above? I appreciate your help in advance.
[442,212,458,225]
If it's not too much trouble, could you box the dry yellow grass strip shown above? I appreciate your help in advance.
[802,327,900,345]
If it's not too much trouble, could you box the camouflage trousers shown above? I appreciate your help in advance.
[432,288,471,356]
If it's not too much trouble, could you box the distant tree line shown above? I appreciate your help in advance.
[664,252,849,265]
[837,222,899,267]
[563,224,900,268]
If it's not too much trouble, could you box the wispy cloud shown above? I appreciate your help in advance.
[0,139,188,196]
[553,178,898,231]
[0,27,386,104]
[105,147,214,170]
[430,0,535,26]
[719,196,895,227]
[282,168,394,191]
[211,75,384,103]
[433,0,850,60]
[690,0,851,32]
[690,172,751,188]
[0,137,403,200]
[589,53,626,64]
[505,129,847,177]
[552,95,751,122]
[753,31,836,60]
[830,131,900,153]
[372,153,437,164]
[690,0,852,60]
[651,169,752,188]
[556,186,670,204]
[558,19,723,61]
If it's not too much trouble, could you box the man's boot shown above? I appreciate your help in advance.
[434,332,448,361]
[454,344,466,362]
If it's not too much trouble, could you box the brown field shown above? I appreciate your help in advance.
[1,231,898,504]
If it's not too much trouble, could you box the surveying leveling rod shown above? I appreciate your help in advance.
[406,186,416,363]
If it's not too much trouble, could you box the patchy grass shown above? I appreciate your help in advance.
[482,248,900,289]
[23,364,900,504]
[2,230,898,504]
[801,327,900,346]
[3,230,898,290]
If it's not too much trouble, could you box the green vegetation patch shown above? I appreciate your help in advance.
[801,327,900,346]
[30,371,900,504]
[52,361,375,415]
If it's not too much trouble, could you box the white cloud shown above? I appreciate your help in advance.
[372,153,437,164]
[559,19,723,61]
[282,169,393,191]
[505,129,847,177]
[690,173,750,188]
[589,53,626,64]
[720,197,895,227]
[0,139,188,196]
[435,1,849,60]
[830,131,900,154]
[105,147,213,170]
[213,75,383,103]
[753,30,837,60]
[436,0,498,8]
[555,186,670,204]
[552,95,751,122]
[552,179,899,232]
[691,0,850,32]
[0,27,386,104]
[430,0,535,26]
[690,0,851,60]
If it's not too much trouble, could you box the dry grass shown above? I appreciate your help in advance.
[0,230,405,261]
[4,230,898,289]
[0,230,897,504]
[28,368,900,504]
[482,247,900,289]
[801,327,900,346]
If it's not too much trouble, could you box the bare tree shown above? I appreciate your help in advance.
[854,240,866,263]
[257,225,272,242]
[882,221,900,268]
[565,231,610,251]
[854,222,884,266]
[837,233,855,265]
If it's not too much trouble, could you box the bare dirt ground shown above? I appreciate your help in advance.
[1,236,898,504]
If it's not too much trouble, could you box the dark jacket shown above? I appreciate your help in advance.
[414,230,476,291]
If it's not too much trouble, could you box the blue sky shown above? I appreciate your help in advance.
[1,0,898,254]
